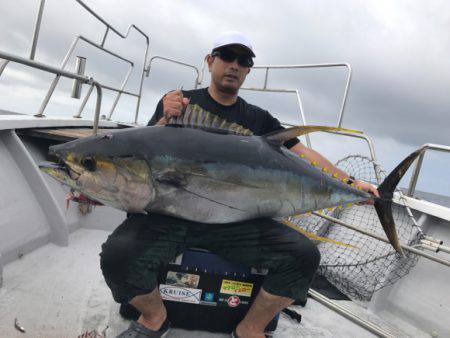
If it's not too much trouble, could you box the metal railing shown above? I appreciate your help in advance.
[283,123,381,182]
[0,59,8,74]
[146,56,201,89]
[199,59,352,148]
[73,0,150,124]
[35,35,135,117]
[407,143,450,197]
[0,50,103,133]
[254,88,312,147]
[0,0,150,124]
[246,63,352,128]
[199,60,352,127]
[29,0,46,60]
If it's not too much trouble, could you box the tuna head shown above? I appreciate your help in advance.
[39,133,155,213]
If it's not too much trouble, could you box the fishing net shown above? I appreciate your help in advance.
[289,155,423,301]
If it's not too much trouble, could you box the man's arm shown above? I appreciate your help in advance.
[260,111,378,197]
[289,142,379,198]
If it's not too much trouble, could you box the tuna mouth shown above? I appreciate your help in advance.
[39,161,69,174]
[39,161,79,186]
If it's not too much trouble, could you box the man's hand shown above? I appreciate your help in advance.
[355,180,379,205]
[157,90,190,125]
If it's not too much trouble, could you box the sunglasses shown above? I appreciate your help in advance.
[211,48,254,68]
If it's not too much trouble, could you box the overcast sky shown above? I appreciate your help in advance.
[0,0,449,196]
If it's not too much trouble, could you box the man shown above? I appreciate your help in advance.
[101,31,378,338]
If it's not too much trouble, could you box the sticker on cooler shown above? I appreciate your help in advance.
[218,293,249,308]
[220,279,254,297]
[202,292,215,302]
[166,271,200,288]
[159,284,202,304]
[227,295,240,307]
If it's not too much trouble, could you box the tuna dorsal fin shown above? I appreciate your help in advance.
[264,125,363,144]
[168,104,253,136]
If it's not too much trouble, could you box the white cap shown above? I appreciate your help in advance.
[212,31,255,57]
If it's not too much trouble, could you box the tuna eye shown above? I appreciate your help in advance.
[81,157,97,172]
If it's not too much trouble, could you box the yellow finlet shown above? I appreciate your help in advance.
[322,167,328,172]
[332,173,339,178]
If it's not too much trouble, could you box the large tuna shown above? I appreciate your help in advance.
[39,104,421,254]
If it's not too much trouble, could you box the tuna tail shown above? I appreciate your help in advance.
[374,149,422,255]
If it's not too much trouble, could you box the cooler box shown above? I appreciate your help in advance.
[157,248,279,333]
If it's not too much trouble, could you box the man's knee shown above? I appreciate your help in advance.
[99,213,165,304]
[99,214,187,303]
[262,235,320,301]
[100,214,147,279]
[291,234,321,273]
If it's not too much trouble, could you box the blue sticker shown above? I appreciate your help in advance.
[203,292,215,302]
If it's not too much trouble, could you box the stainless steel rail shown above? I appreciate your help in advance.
[407,143,450,197]
[246,63,352,128]
[106,67,134,120]
[313,211,450,267]
[146,56,201,89]
[419,238,450,254]
[73,0,150,123]
[0,50,103,135]
[308,289,396,338]
[0,0,47,72]
[30,0,46,60]
[0,0,150,124]
[0,59,9,76]
[74,81,141,119]
[259,89,311,147]
[35,35,134,117]
[199,60,352,127]
[71,56,86,99]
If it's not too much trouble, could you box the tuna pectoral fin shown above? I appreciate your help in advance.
[375,149,422,255]
[263,125,362,145]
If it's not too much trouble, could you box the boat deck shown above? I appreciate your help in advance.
[17,127,128,142]
[0,228,427,338]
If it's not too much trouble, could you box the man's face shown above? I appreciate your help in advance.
[208,45,253,95]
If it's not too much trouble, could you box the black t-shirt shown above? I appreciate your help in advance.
[147,88,299,149]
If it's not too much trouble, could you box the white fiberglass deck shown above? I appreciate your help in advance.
[0,228,427,338]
